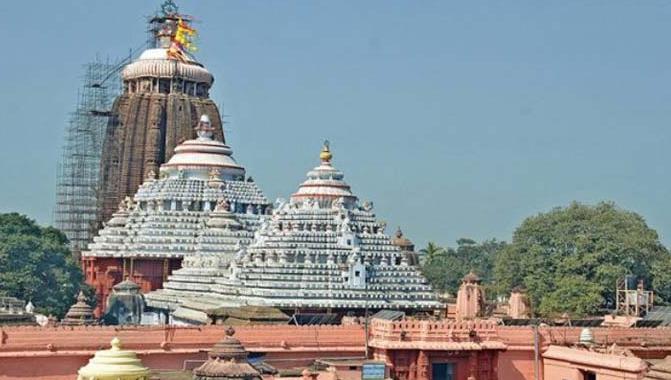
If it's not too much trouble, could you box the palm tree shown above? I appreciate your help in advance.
[420,242,444,261]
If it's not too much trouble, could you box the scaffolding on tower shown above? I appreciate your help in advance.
[54,57,127,256]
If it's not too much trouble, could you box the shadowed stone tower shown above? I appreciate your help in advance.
[97,1,224,229]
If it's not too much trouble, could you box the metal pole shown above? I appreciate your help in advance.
[364,265,369,359]
[533,324,540,380]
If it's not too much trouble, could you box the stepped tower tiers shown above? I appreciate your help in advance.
[97,2,225,234]
[82,114,270,317]
[146,142,440,319]
[61,291,96,326]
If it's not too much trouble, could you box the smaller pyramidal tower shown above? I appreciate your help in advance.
[97,0,225,232]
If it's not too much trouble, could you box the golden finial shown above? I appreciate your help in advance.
[319,140,332,163]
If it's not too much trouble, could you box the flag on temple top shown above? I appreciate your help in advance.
[168,18,198,61]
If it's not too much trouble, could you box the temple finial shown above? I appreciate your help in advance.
[320,140,332,164]
[161,0,179,16]
[110,337,121,351]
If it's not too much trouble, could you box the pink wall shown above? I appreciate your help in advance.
[543,358,645,380]
[497,351,536,380]
[0,324,365,380]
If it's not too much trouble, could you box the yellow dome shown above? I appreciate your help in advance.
[77,337,150,380]
[319,140,332,163]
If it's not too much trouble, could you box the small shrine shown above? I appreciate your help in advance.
[507,287,530,319]
[391,227,421,266]
[455,271,485,320]
[192,326,262,380]
[103,279,145,325]
[77,337,150,380]
[61,291,96,326]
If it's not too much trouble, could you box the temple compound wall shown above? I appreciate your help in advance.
[369,319,671,380]
[0,324,364,380]
[3,321,671,379]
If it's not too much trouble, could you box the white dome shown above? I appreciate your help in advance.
[160,115,244,179]
[122,48,213,85]
[164,139,243,171]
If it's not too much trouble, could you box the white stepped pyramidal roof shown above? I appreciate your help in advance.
[146,141,440,313]
[82,115,270,261]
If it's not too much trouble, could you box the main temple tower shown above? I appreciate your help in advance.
[97,1,224,230]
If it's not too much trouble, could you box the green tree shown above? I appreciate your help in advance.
[494,202,669,317]
[420,238,506,296]
[0,213,86,317]
[420,242,444,260]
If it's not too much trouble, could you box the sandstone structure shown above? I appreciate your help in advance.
[455,271,485,320]
[192,326,262,380]
[103,279,145,325]
[61,291,96,326]
[507,287,530,319]
[391,227,421,266]
[96,4,225,231]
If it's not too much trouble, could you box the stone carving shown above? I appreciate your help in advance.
[145,169,156,180]
[118,198,128,212]
[340,218,351,234]
[274,198,287,210]
[361,201,374,212]
[209,168,221,181]
[215,199,231,212]
[332,197,346,210]
[122,196,134,212]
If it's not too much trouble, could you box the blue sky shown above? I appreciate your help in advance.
[0,1,670,248]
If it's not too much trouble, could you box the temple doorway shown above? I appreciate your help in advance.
[581,371,597,380]
[431,363,455,380]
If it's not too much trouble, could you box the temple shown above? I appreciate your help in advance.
[96,2,225,232]
[61,291,96,326]
[77,337,150,380]
[145,142,440,321]
[82,114,269,316]
[192,326,265,380]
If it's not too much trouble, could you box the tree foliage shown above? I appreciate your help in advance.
[494,202,670,317]
[421,238,506,297]
[0,213,86,317]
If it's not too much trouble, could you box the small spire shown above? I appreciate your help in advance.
[110,337,121,351]
[76,290,87,303]
[320,140,332,164]
[195,114,214,139]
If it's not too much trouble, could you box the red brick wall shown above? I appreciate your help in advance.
[83,257,182,316]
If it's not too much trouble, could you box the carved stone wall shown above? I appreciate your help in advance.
[96,93,224,231]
